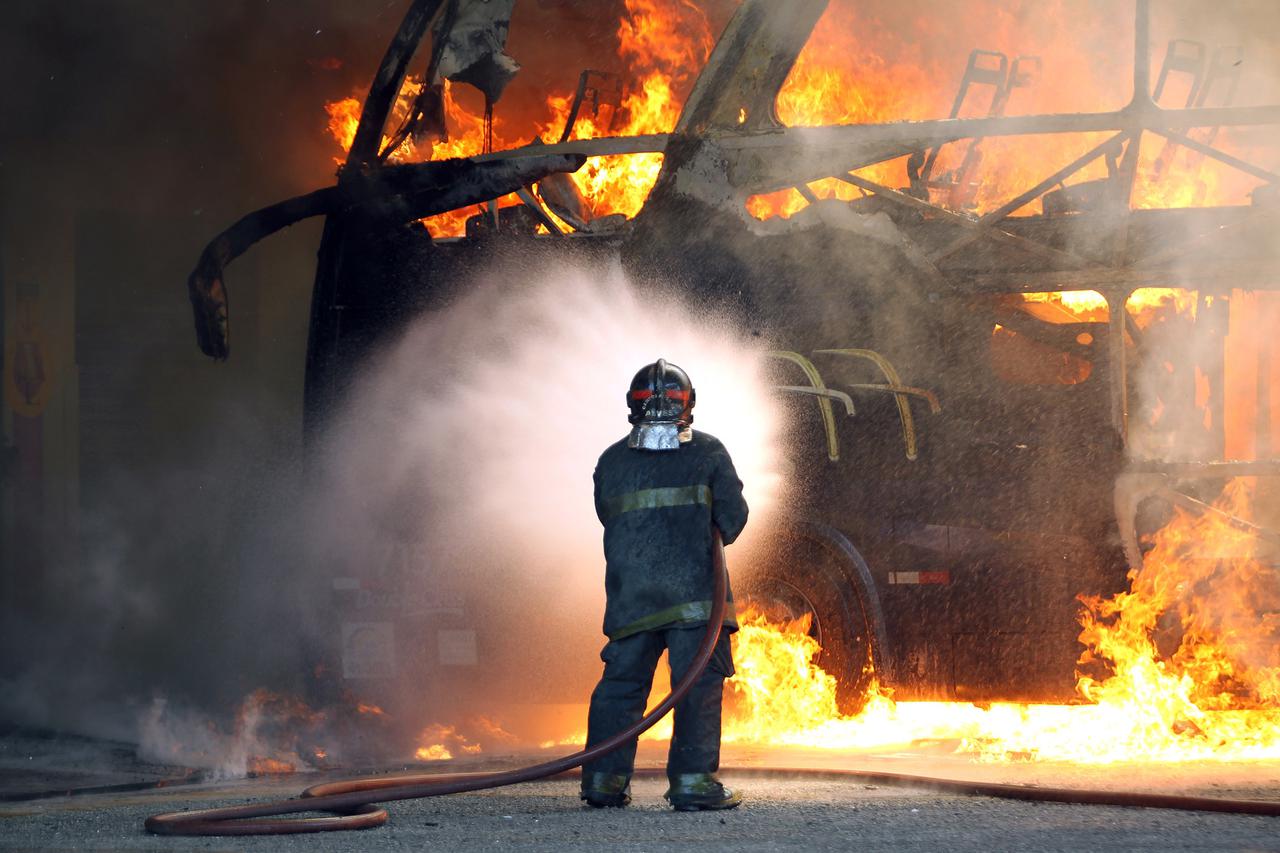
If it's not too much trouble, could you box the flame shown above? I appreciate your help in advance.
[550,0,712,218]
[745,0,936,220]
[247,757,297,776]
[323,96,362,156]
[324,1,1269,235]
[723,609,887,743]
[1064,479,1280,757]
[548,480,1279,763]
[674,480,1278,763]
[415,743,453,761]
[226,689,324,777]
[323,0,712,237]
[494,478,1280,766]
[1016,288,1280,464]
[474,715,520,743]
[1018,288,1199,326]
[356,702,387,717]
[747,0,1265,221]
[414,723,482,761]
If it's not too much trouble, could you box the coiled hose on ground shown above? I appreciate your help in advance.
[145,529,733,835]
[145,529,1280,834]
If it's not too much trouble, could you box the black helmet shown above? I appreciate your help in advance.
[627,358,695,427]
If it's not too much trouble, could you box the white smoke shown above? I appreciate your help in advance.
[138,692,322,779]
[306,258,786,715]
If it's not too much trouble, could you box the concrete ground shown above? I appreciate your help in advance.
[4,773,1280,853]
[3,732,1280,852]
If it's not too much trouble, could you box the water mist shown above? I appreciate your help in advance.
[307,258,786,746]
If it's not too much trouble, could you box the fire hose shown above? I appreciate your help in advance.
[145,529,733,835]
[145,528,1280,835]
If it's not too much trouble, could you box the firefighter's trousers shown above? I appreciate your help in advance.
[582,623,735,782]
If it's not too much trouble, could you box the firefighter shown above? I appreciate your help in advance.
[580,358,749,811]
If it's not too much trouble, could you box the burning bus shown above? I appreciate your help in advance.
[185,0,1280,728]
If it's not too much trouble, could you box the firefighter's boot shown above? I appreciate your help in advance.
[580,772,632,808]
[664,773,742,811]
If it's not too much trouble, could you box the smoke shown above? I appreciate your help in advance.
[117,257,786,773]
[0,0,769,775]
[323,258,780,554]
[296,257,785,742]
[138,691,325,779]
[0,406,319,743]
[3,0,1278,777]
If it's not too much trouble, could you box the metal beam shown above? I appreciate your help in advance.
[954,263,1280,295]
[1131,0,1155,112]
[973,133,1128,225]
[1160,486,1280,545]
[838,172,1095,269]
[347,0,444,169]
[929,132,1127,263]
[716,104,1280,154]
[473,102,1280,170]
[1147,128,1280,184]
[675,0,829,134]
[1135,205,1280,267]
[1107,292,1129,443]
[1127,460,1280,476]
[1108,133,1143,264]
[474,134,671,161]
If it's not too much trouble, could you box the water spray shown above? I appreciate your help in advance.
[144,529,732,834]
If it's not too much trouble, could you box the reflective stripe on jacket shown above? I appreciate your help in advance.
[593,430,749,640]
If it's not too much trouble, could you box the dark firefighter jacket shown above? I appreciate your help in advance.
[593,429,749,641]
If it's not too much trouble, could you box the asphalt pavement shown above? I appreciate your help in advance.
[4,730,1280,852]
[4,768,1280,852]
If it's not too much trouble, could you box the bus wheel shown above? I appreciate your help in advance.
[740,522,890,714]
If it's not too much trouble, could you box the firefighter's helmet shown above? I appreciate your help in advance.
[627,358,695,427]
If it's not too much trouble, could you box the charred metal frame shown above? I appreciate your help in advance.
[184,0,1280,702]
[185,0,1280,555]
[469,0,1280,577]
[297,0,1280,443]
[184,0,1280,431]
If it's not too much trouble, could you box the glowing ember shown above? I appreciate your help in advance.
[248,757,297,776]
[222,689,323,776]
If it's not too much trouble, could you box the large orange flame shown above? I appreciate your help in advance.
[325,1,1268,233]
[747,0,1266,220]
[323,0,713,236]
[190,481,1280,770]
[700,480,1280,763]
[308,2,1279,768]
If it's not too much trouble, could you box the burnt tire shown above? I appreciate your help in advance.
[740,522,890,714]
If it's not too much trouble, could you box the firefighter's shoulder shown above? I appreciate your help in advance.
[597,434,632,465]
[687,429,727,453]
